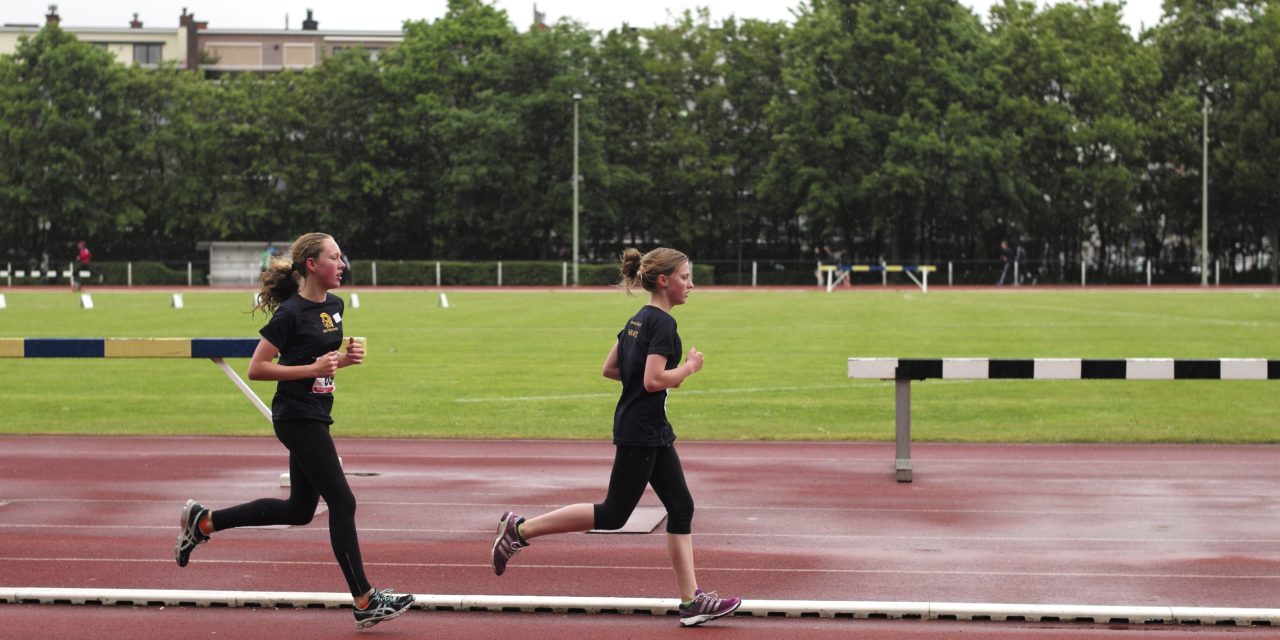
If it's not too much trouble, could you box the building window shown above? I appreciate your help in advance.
[133,43,163,65]
[283,43,316,68]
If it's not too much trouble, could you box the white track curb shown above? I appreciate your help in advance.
[3,588,1279,626]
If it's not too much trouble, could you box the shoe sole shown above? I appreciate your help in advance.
[354,609,404,629]
[354,599,414,629]
[679,600,742,627]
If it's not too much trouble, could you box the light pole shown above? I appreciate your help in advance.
[572,92,582,286]
[1200,89,1210,286]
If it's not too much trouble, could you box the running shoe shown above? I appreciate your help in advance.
[353,588,414,629]
[174,499,210,568]
[678,589,741,627]
[491,510,527,576]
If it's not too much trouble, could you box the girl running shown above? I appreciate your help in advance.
[174,232,413,630]
[490,247,741,627]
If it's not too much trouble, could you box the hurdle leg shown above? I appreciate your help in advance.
[894,378,913,482]
[212,357,300,487]
[211,358,272,422]
[904,269,923,293]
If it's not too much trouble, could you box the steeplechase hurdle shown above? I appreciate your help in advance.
[819,264,935,293]
[0,337,268,419]
[2,337,363,487]
[848,357,1280,483]
[3,338,276,482]
[0,263,90,286]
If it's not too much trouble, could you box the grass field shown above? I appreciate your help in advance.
[0,287,1276,443]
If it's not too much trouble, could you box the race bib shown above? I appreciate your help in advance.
[312,376,335,394]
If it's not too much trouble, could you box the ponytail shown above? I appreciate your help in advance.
[252,256,300,316]
[619,247,688,296]
[251,232,332,316]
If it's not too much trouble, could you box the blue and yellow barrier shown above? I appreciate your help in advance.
[819,264,936,292]
[5,337,270,426]
[0,338,258,359]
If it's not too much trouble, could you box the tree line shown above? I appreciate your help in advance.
[1,0,1276,282]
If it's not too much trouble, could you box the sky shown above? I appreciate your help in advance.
[7,0,1167,34]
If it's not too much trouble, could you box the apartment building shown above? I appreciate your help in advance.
[200,11,401,76]
[0,7,402,73]
[0,6,190,67]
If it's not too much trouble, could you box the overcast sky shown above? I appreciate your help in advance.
[7,0,1167,33]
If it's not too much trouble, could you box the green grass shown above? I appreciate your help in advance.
[1,288,1277,442]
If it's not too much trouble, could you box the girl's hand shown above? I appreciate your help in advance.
[314,351,340,377]
[343,337,365,366]
[686,347,703,374]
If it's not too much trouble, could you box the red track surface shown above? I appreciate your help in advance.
[9,283,1280,293]
[2,436,1278,638]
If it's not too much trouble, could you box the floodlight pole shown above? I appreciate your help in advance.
[572,93,582,287]
[1201,91,1209,287]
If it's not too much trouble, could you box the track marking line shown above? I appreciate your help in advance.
[4,558,1280,581]
[453,383,860,403]
[4,523,1280,545]
[5,498,1279,518]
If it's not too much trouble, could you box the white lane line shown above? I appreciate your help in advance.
[936,297,1280,329]
[7,524,1280,545]
[4,499,1278,519]
[453,383,861,403]
[4,452,1277,466]
[3,523,1279,545]
[2,558,1280,581]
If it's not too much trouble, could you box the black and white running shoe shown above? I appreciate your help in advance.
[174,499,209,568]
[353,588,415,629]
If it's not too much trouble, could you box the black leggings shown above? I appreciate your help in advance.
[209,420,370,597]
[593,445,695,535]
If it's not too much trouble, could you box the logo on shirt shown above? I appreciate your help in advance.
[319,312,339,333]
[627,319,641,338]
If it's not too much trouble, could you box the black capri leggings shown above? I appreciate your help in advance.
[593,445,695,535]
[208,420,370,597]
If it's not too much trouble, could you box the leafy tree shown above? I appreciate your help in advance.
[987,0,1156,278]
[271,48,397,256]
[0,25,131,264]
[1228,3,1280,281]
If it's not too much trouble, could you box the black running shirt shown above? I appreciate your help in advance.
[612,305,681,447]
[258,292,344,424]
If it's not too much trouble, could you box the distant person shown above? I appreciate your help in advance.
[73,240,91,290]
[835,249,855,288]
[173,232,413,630]
[997,240,1012,286]
[490,247,742,628]
[813,244,834,287]
[1014,243,1027,284]
[260,243,277,273]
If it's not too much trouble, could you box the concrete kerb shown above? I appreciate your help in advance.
[4,589,1279,626]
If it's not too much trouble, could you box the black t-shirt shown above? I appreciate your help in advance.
[613,305,681,447]
[258,293,345,424]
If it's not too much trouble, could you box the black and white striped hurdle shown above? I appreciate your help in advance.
[848,358,1280,482]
